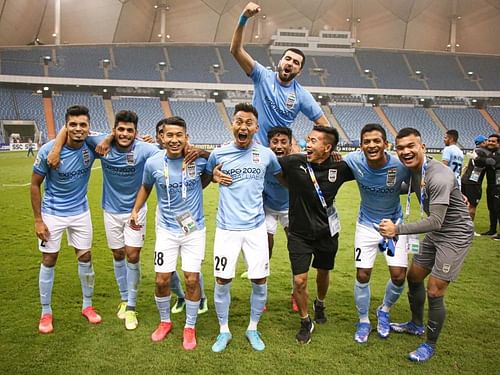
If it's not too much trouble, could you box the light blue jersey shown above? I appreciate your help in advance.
[344,151,410,226]
[263,174,288,212]
[442,144,464,184]
[143,152,207,234]
[250,62,323,146]
[206,142,282,230]
[86,135,161,214]
[33,140,95,216]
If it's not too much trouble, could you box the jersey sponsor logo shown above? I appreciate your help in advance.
[264,96,292,119]
[186,162,197,178]
[286,92,297,109]
[328,169,337,182]
[252,148,260,164]
[82,148,90,167]
[386,168,397,187]
[126,152,135,166]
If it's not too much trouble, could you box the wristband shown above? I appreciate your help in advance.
[239,15,248,26]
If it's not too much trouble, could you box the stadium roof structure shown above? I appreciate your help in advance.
[0,0,499,55]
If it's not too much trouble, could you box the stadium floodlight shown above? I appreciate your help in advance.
[467,71,474,75]
[36,89,43,94]
[312,68,324,73]
[158,61,166,71]
[43,86,49,91]
[364,69,371,73]
[471,99,477,103]
[43,56,51,64]
[159,90,165,95]
[103,89,108,93]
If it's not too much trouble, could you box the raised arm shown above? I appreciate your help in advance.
[314,115,330,127]
[230,2,261,75]
[47,127,67,168]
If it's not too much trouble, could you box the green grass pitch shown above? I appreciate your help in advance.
[0,151,498,374]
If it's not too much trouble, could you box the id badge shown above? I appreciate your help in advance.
[326,205,340,237]
[176,211,198,235]
[469,167,483,182]
[496,170,500,185]
[406,234,420,255]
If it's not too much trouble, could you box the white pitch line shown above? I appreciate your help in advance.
[1,166,101,187]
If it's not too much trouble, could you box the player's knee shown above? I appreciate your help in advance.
[41,252,58,267]
[356,269,371,283]
[390,270,406,286]
[184,273,199,289]
[155,273,171,289]
[216,277,232,285]
[111,248,125,261]
[77,251,92,263]
[294,275,307,290]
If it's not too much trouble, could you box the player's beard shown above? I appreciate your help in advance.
[277,65,298,83]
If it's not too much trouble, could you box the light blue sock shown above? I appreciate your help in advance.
[199,272,206,299]
[354,280,371,322]
[78,261,95,309]
[155,295,171,322]
[214,282,231,326]
[39,264,54,315]
[126,261,141,309]
[382,279,405,310]
[185,299,200,328]
[113,259,128,301]
[250,282,267,326]
[171,271,185,299]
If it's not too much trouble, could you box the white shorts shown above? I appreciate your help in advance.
[154,226,206,274]
[39,211,93,253]
[213,223,270,279]
[354,222,408,269]
[264,206,289,235]
[103,207,147,249]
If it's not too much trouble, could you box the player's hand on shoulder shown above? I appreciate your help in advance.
[95,141,110,156]
[139,134,154,143]
[331,151,343,162]
[47,150,61,169]
[243,2,261,18]
[183,143,201,165]
[213,164,232,186]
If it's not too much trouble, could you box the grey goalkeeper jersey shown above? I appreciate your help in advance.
[399,158,473,243]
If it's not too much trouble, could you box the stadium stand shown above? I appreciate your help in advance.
[109,46,165,81]
[49,47,110,79]
[331,104,393,143]
[52,91,109,133]
[383,106,443,148]
[0,48,50,76]
[459,55,500,91]
[15,90,48,143]
[0,87,18,120]
[165,46,218,83]
[112,97,164,136]
[315,55,372,88]
[356,50,425,90]
[434,107,493,146]
[486,107,500,127]
[405,52,478,91]
[170,100,230,144]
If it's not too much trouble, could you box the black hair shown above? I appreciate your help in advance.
[233,103,258,119]
[312,125,339,148]
[361,123,387,142]
[267,127,292,142]
[446,129,459,142]
[65,105,90,123]
[396,127,422,140]
[114,110,138,129]
[155,116,187,135]
[281,48,306,69]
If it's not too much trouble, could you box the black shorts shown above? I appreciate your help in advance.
[287,232,339,275]
[461,183,482,207]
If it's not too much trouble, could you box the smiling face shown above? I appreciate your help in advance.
[231,110,258,149]
[360,130,387,167]
[113,121,137,150]
[277,50,303,84]
[306,130,332,164]
[65,115,90,147]
[269,133,292,157]
[160,124,187,158]
[395,133,426,171]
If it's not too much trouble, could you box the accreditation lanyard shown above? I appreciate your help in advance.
[163,156,187,208]
[405,159,428,220]
[306,162,328,210]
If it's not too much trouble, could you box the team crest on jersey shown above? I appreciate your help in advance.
[186,162,197,178]
[82,148,90,166]
[286,92,297,109]
[252,148,260,164]
[328,169,337,182]
[126,152,135,166]
[386,168,397,187]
